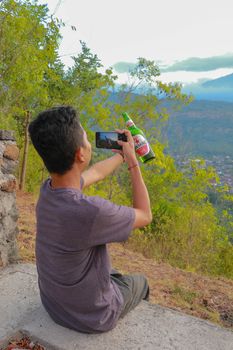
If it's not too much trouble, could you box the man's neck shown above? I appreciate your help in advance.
[50,167,82,190]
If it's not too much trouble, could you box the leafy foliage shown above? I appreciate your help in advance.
[0,0,62,115]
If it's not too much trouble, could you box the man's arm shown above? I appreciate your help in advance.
[81,153,124,189]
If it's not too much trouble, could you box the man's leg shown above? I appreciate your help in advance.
[110,269,150,319]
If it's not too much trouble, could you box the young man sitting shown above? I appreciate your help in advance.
[28,106,152,334]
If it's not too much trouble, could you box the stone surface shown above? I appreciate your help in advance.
[1,214,18,239]
[0,191,17,218]
[7,240,19,264]
[0,174,17,192]
[1,157,18,175]
[0,142,5,157]
[0,240,18,267]
[0,191,18,266]
[0,136,19,268]
[3,144,19,161]
[0,263,233,350]
[0,248,8,267]
[0,130,15,141]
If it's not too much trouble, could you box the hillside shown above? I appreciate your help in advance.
[162,100,233,157]
[16,190,233,330]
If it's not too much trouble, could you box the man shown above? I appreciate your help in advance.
[28,106,152,334]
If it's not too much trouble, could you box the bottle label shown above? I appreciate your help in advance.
[126,120,134,128]
[133,134,150,157]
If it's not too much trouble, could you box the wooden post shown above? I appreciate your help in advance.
[19,110,30,190]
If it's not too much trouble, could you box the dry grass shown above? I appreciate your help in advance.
[16,190,233,330]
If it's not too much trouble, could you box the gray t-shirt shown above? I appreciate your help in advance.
[36,176,135,333]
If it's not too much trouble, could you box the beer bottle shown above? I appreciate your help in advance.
[122,112,155,163]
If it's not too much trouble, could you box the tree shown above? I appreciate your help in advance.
[0,0,62,113]
[0,0,63,189]
[65,41,117,136]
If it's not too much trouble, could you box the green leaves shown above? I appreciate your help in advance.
[0,0,62,114]
[129,57,160,84]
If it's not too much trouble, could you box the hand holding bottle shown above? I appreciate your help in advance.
[115,128,152,229]
[122,112,155,163]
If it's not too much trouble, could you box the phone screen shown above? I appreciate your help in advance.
[96,132,122,149]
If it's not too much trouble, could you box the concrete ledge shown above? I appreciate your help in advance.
[0,263,233,350]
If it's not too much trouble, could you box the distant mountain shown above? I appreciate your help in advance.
[202,73,233,88]
[183,73,233,102]
[161,100,233,157]
[113,73,233,102]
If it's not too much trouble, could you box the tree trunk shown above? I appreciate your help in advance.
[19,110,30,190]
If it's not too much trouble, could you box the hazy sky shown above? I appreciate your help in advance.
[39,0,233,84]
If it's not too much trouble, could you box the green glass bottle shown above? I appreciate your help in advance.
[122,112,155,163]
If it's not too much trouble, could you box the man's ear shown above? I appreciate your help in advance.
[75,147,85,163]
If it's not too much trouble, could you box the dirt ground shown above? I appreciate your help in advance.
[16,190,233,330]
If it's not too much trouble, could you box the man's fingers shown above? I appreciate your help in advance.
[115,128,130,135]
[115,128,133,143]
[122,129,133,142]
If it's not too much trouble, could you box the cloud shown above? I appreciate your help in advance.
[113,62,137,73]
[162,53,233,72]
[113,54,233,74]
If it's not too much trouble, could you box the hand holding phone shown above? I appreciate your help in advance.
[115,129,138,165]
[95,131,127,150]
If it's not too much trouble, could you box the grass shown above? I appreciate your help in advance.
[172,284,198,304]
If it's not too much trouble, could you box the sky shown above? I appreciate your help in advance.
[39,0,233,85]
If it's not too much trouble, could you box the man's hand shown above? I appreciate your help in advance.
[114,129,137,166]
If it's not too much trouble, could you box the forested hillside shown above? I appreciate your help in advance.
[163,100,233,157]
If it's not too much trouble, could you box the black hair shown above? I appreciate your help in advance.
[28,106,84,175]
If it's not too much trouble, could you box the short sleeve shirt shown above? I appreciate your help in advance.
[35,176,135,333]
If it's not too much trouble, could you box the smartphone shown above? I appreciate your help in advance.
[95,132,127,150]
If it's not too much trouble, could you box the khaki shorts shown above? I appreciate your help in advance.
[110,269,150,319]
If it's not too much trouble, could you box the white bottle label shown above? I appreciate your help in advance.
[133,134,150,157]
[126,120,134,128]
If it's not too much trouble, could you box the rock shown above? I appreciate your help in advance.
[0,247,8,267]
[0,174,17,192]
[3,144,19,161]
[0,130,15,141]
[1,214,18,240]
[1,158,19,175]
[0,142,5,157]
[8,239,19,264]
[0,191,17,218]
[0,132,19,268]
